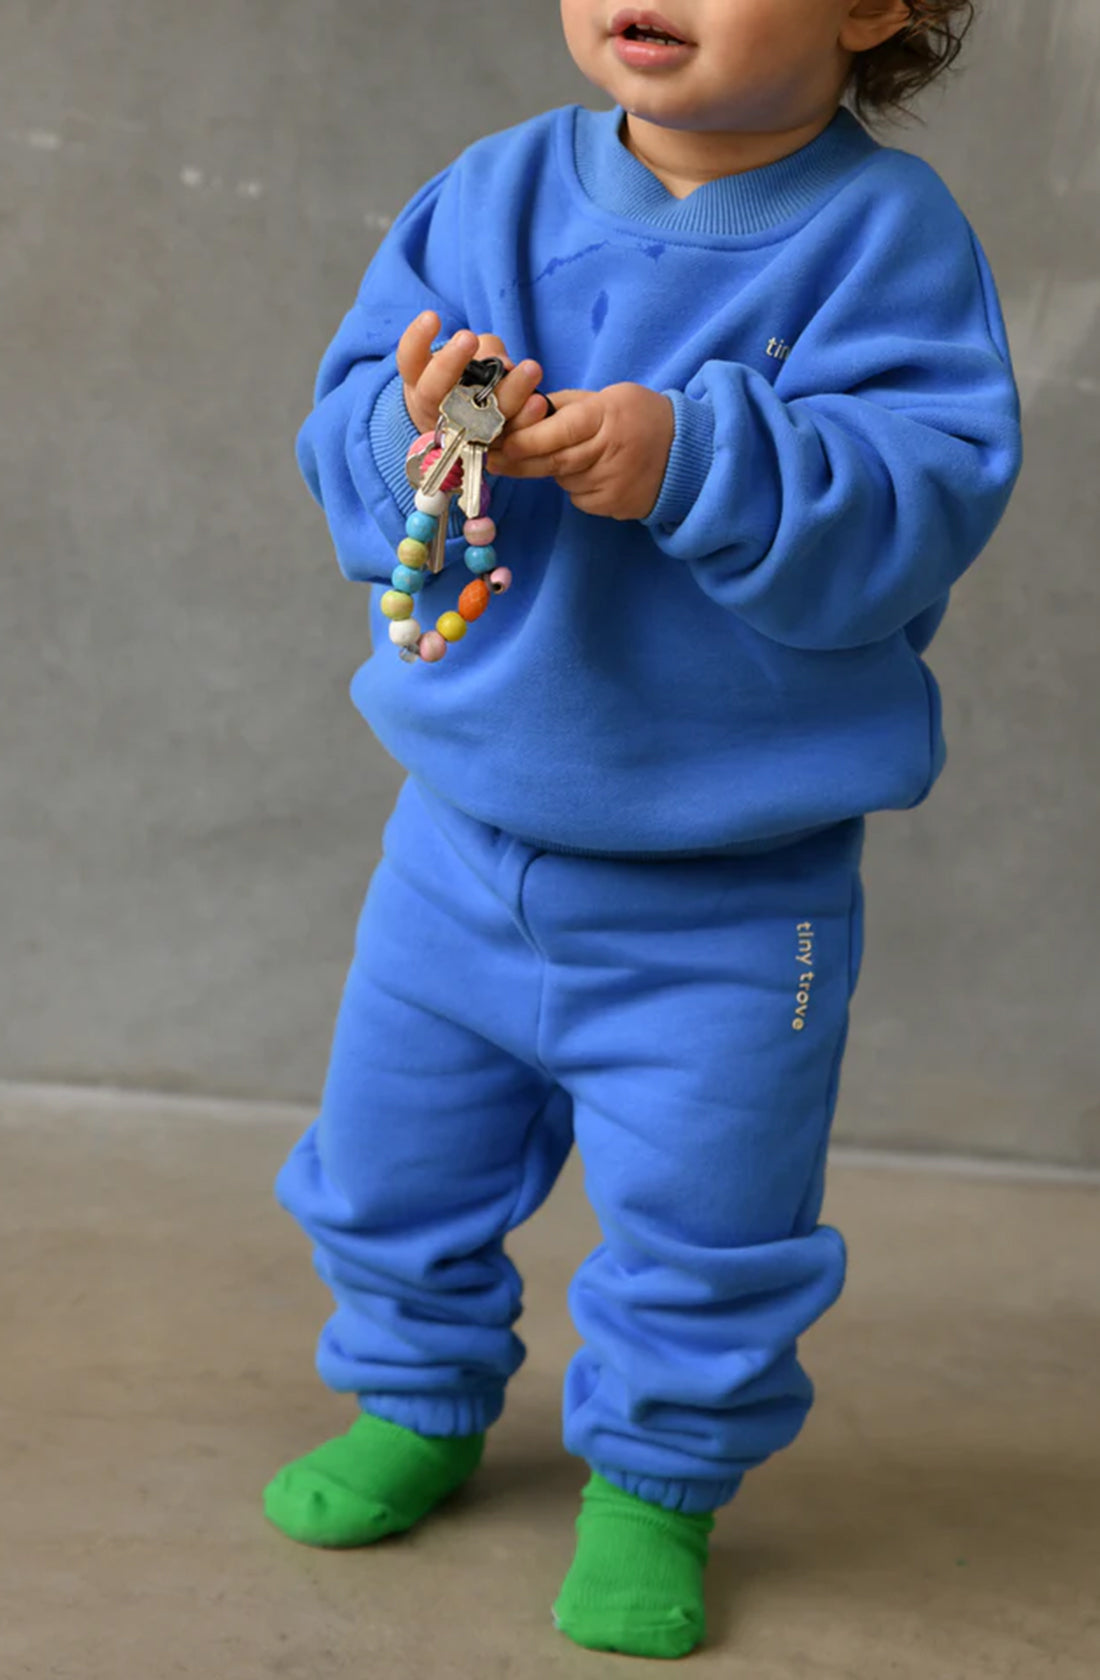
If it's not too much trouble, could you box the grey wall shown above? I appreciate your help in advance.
[2,0,1097,1166]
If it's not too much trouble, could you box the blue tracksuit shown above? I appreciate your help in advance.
[278,105,1021,1511]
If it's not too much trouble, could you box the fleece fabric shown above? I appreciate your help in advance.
[276,778,864,1512]
[296,104,1021,857]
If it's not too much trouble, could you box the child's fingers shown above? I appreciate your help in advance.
[395,311,439,387]
[473,333,513,370]
[506,391,556,436]
[397,322,544,434]
[417,329,479,416]
[495,359,545,425]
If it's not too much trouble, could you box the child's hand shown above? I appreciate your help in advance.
[486,384,675,521]
[396,312,549,438]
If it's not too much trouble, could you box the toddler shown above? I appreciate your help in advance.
[264,0,1021,1659]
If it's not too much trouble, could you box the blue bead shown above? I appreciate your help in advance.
[406,511,438,544]
[392,563,424,594]
[465,545,497,575]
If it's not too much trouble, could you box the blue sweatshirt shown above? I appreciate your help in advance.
[297,105,1021,857]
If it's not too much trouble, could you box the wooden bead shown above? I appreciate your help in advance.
[463,517,497,547]
[436,611,468,643]
[405,511,437,544]
[488,568,513,595]
[419,631,447,663]
[458,579,491,622]
[397,538,429,569]
[380,590,415,620]
[465,545,496,575]
[414,487,450,517]
[389,618,421,648]
[392,564,425,594]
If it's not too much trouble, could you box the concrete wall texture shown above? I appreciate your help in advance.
[3,1,1098,1166]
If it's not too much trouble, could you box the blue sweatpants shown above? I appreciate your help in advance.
[277,779,864,1514]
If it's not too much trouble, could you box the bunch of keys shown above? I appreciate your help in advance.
[405,358,507,573]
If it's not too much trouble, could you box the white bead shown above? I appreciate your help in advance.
[389,618,421,648]
[415,487,450,517]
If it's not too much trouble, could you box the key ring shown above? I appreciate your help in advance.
[429,351,556,426]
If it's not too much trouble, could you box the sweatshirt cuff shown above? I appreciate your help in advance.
[368,368,421,519]
[643,390,715,531]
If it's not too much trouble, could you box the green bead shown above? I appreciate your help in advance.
[380,590,414,621]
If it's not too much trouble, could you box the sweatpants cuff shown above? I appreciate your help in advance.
[359,1390,504,1439]
[594,1464,743,1515]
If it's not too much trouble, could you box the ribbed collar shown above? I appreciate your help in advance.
[572,104,876,237]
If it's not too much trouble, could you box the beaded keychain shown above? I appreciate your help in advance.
[380,441,512,666]
[381,358,516,667]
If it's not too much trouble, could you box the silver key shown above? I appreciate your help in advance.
[405,437,434,491]
[426,492,452,573]
[456,363,507,517]
[456,384,506,518]
[406,447,453,574]
[460,428,492,521]
[420,378,506,500]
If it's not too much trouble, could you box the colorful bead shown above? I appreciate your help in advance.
[419,631,447,663]
[414,487,450,517]
[489,568,513,595]
[463,517,496,547]
[405,511,437,545]
[465,545,497,575]
[458,579,491,623]
[423,448,464,495]
[380,590,414,620]
[437,612,468,643]
[389,618,421,648]
[397,538,429,569]
[392,564,424,594]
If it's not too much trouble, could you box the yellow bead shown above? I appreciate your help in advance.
[436,611,468,643]
[397,538,429,570]
[380,590,414,621]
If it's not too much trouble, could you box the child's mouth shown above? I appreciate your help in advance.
[610,12,696,68]
[623,24,683,44]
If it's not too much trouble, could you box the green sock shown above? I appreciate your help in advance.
[553,1474,714,1660]
[263,1412,485,1548]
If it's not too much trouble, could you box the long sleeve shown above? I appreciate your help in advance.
[295,167,469,583]
[644,182,1023,651]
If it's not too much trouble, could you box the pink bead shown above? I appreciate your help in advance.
[463,517,497,547]
[418,631,447,663]
[488,568,513,595]
[410,432,438,457]
[423,447,463,495]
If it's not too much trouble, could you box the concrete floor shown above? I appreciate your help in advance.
[1,1094,1097,1679]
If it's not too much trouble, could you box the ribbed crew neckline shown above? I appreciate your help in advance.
[571,104,877,237]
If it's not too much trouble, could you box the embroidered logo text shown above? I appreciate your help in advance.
[792,922,815,1031]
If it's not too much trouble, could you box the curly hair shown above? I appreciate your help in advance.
[849,1,977,121]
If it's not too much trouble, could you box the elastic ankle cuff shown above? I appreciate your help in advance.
[359,1391,503,1438]
[592,1466,741,1515]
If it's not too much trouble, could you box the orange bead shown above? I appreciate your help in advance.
[458,578,491,623]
